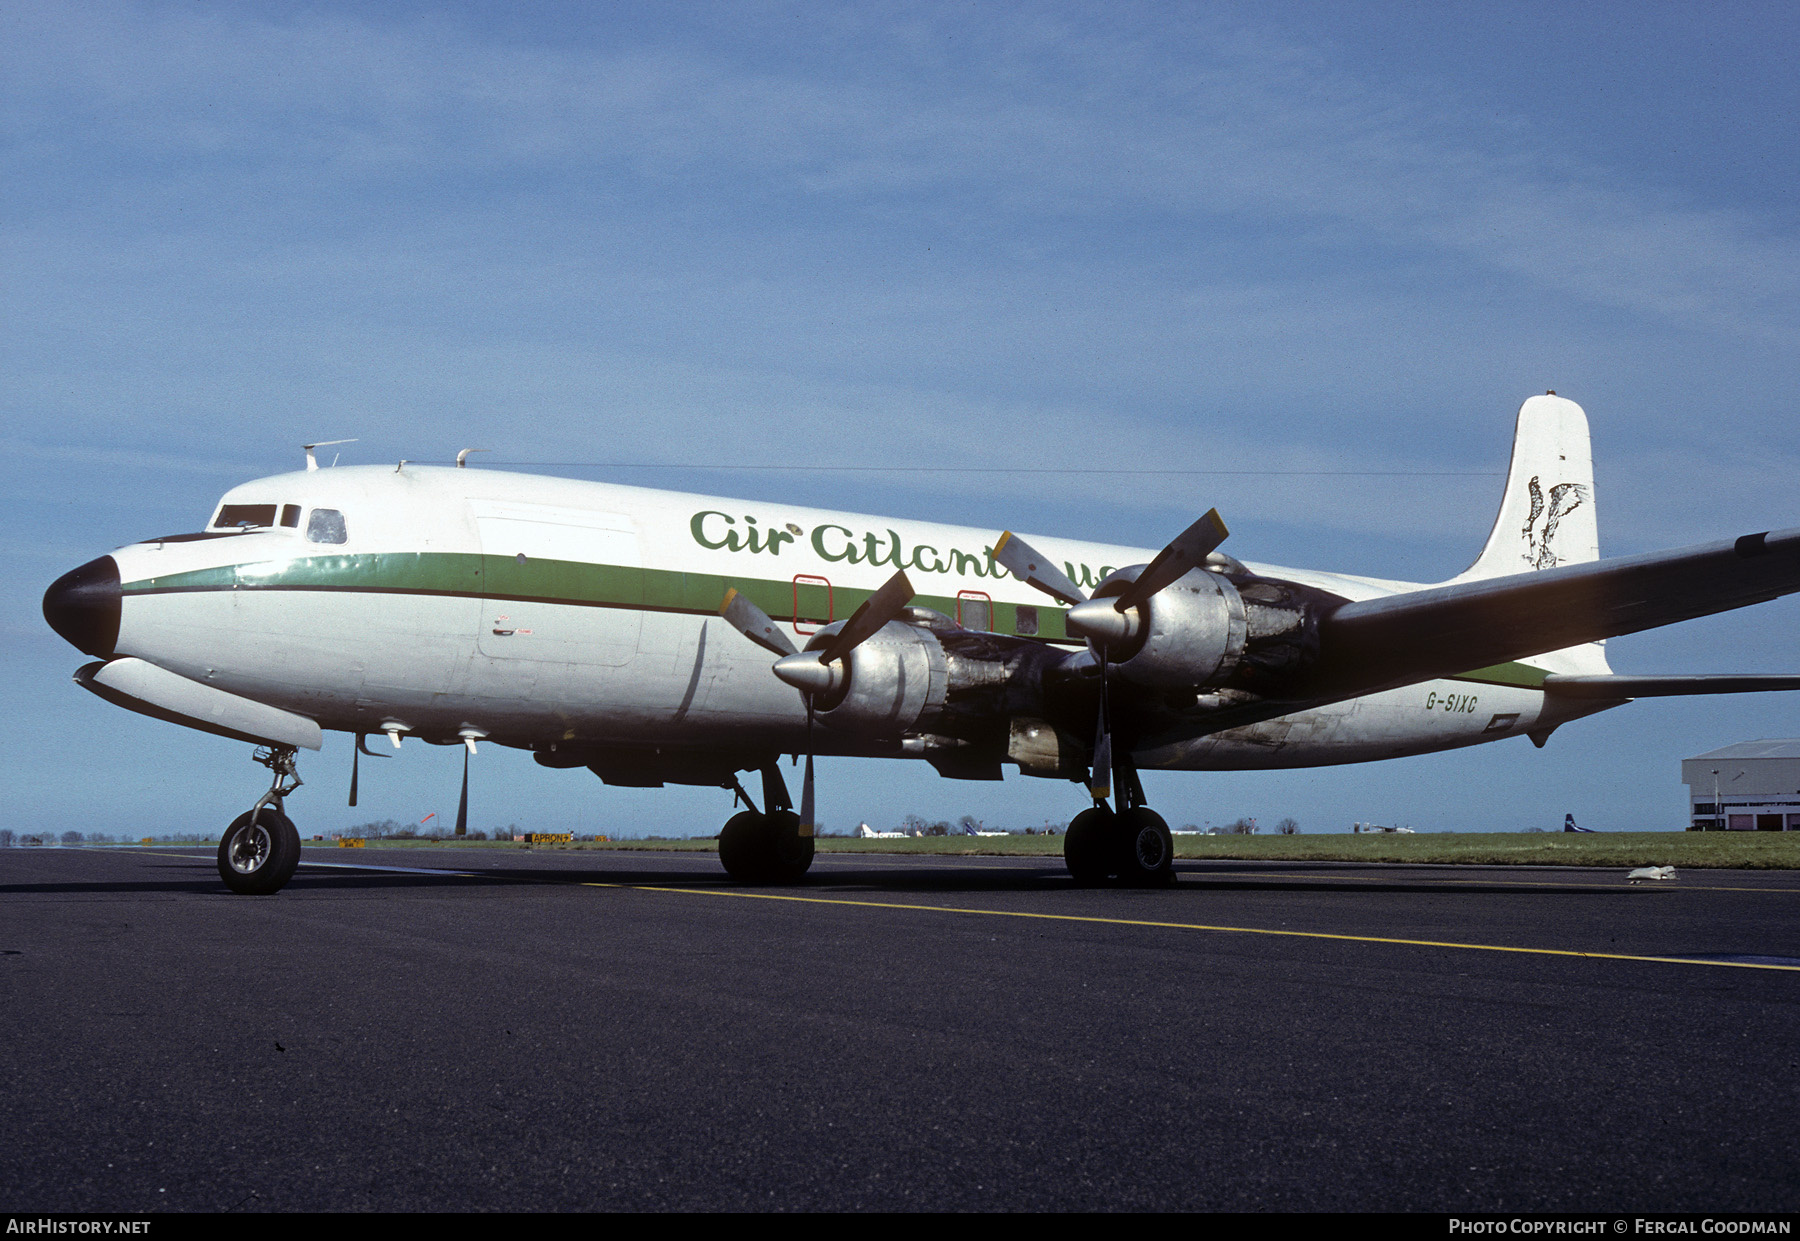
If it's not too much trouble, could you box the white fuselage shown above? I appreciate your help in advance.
[104,465,1612,772]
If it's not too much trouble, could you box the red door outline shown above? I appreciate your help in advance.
[956,589,993,631]
[793,575,833,635]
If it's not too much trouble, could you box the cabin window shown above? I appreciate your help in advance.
[1016,604,1039,636]
[956,590,992,632]
[306,508,348,544]
[280,504,301,528]
[214,503,278,530]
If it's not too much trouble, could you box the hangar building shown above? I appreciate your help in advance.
[1682,740,1800,831]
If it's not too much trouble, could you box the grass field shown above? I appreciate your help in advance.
[296,832,1800,869]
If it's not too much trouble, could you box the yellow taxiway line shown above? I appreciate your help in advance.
[585,881,1800,973]
[112,848,1800,972]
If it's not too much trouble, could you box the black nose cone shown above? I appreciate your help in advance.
[44,556,121,658]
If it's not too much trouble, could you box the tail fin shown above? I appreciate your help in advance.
[1455,394,1598,582]
[1449,393,1609,676]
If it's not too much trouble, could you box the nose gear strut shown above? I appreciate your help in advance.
[216,745,305,895]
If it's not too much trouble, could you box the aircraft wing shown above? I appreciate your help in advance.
[1309,527,1800,697]
[1539,674,1800,697]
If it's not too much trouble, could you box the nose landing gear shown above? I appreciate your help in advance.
[217,746,304,895]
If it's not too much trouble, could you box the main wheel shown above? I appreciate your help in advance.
[1116,807,1175,887]
[217,807,301,895]
[718,811,815,884]
[1064,806,1116,886]
[718,810,766,882]
[764,809,815,883]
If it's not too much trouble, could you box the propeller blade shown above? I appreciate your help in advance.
[816,570,916,664]
[992,531,1087,606]
[720,588,799,657]
[1111,508,1229,613]
[455,747,469,837]
[1088,650,1117,802]
[799,701,816,837]
[349,741,359,807]
[1089,715,1113,803]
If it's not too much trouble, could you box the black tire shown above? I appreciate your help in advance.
[765,810,815,884]
[1064,806,1116,885]
[217,807,301,895]
[1116,807,1175,887]
[718,810,766,882]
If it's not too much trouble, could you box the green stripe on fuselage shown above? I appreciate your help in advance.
[121,552,1073,642]
[1447,661,1550,688]
[122,553,1557,684]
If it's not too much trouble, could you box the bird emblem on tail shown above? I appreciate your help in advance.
[1521,476,1590,570]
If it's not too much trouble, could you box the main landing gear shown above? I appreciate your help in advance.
[217,746,304,896]
[717,764,815,885]
[1064,751,1175,888]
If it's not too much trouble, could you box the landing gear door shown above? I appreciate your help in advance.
[471,499,643,667]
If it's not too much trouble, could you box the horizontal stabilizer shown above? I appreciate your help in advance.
[1542,674,1800,698]
[1314,528,1800,698]
[75,658,322,750]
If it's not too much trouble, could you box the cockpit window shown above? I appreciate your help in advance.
[214,503,278,529]
[306,508,348,544]
[281,504,301,528]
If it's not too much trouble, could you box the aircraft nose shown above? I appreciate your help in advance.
[43,556,121,658]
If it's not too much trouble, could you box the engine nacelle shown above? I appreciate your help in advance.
[1086,565,1248,689]
[803,620,949,735]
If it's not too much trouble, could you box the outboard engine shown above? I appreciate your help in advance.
[1068,564,1333,694]
[1084,565,1249,688]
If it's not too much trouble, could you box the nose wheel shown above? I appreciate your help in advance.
[217,746,305,895]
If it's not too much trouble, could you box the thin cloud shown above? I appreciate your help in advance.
[6,5,1796,343]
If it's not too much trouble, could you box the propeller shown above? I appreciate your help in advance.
[455,746,469,837]
[348,732,390,807]
[453,729,482,838]
[1110,509,1229,614]
[994,512,1230,806]
[720,571,917,832]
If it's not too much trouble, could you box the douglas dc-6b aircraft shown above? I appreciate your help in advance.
[41,395,1800,894]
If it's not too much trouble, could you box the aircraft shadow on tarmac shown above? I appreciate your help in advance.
[0,856,1647,899]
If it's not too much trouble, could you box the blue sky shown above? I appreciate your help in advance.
[5,1,1798,837]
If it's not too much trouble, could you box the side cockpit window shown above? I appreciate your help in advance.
[306,508,348,544]
[281,504,301,528]
[214,503,278,530]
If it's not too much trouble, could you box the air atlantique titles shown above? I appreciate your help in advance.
[690,510,1116,587]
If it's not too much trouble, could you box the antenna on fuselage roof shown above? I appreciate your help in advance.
[303,439,358,471]
[456,448,492,468]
